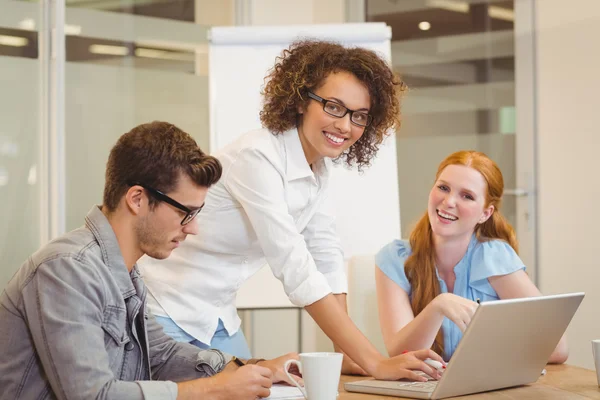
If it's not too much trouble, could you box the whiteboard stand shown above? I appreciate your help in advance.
[238,306,304,354]
[236,263,304,354]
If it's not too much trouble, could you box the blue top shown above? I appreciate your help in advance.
[375,235,525,360]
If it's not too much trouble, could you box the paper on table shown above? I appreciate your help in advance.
[264,384,304,399]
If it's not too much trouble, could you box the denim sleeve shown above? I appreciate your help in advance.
[21,257,177,400]
[147,312,233,381]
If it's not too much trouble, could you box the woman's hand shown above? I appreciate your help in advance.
[372,349,445,381]
[257,352,303,387]
[431,293,479,332]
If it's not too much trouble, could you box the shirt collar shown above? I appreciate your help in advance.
[281,128,327,182]
[85,205,136,298]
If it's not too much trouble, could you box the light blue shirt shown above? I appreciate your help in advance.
[375,235,525,360]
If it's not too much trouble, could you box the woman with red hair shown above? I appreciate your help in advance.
[375,150,568,363]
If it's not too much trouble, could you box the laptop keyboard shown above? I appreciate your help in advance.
[395,380,438,392]
[347,371,440,394]
[396,371,439,392]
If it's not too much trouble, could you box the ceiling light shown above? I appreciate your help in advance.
[28,165,37,186]
[0,35,29,47]
[65,24,82,36]
[488,6,514,22]
[135,48,193,61]
[418,21,431,31]
[19,18,35,31]
[0,167,8,187]
[18,19,81,35]
[89,44,129,56]
[427,0,469,13]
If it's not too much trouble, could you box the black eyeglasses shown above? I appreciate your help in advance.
[128,182,203,226]
[307,91,372,127]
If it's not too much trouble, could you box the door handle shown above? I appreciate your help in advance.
[503,187,535,231]
[504,188,529,197]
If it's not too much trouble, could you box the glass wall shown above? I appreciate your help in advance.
[367,0,518,236]
[0,0,215,288]
[0,0,42,289]
[62,0,211,230]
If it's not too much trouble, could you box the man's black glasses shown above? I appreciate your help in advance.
[307,91,372,127]
[128,182,203,225]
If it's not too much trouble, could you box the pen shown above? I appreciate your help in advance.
[232,356,245,367]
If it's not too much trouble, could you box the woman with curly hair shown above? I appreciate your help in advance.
[139,39,444,382]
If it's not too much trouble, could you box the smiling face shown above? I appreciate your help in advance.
[296,71,371,165]
[136,173,206,260]
[427,164,494,241]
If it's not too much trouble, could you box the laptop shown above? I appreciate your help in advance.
[345,292,584,399]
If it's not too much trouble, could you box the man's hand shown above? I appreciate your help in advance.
[222,365,273,398]
[177,364,273,400]
[257,352,304,387]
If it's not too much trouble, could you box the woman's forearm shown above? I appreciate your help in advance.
[305,294,384,374]
[548,334,569,364]
[331,293,348,354]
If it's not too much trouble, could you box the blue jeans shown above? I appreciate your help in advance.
[154,316,252,359]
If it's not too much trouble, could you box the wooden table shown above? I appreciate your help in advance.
[338,364,600,399]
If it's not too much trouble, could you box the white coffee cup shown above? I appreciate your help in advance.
[592,339,600,387]
[284,352,343,400]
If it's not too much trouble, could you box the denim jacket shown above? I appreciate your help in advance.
[0,206,232,399]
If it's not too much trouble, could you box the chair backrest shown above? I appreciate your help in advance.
[346,254,387,356]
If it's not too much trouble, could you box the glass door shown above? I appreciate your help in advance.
[0,0,45,289]
[62,0,210,231]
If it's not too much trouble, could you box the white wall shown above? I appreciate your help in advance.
[535,0,600,369]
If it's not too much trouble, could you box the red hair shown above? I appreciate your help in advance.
[404,151,517,355]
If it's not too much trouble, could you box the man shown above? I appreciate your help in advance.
[0,121,299,399]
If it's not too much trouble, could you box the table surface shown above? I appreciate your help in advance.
[337,364,600,399]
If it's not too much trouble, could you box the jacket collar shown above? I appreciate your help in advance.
[85,205,137,298]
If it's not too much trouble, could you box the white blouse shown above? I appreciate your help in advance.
[138,128,347,345]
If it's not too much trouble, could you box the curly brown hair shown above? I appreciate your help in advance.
[260,39,405,170]
[103,121,222,212]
